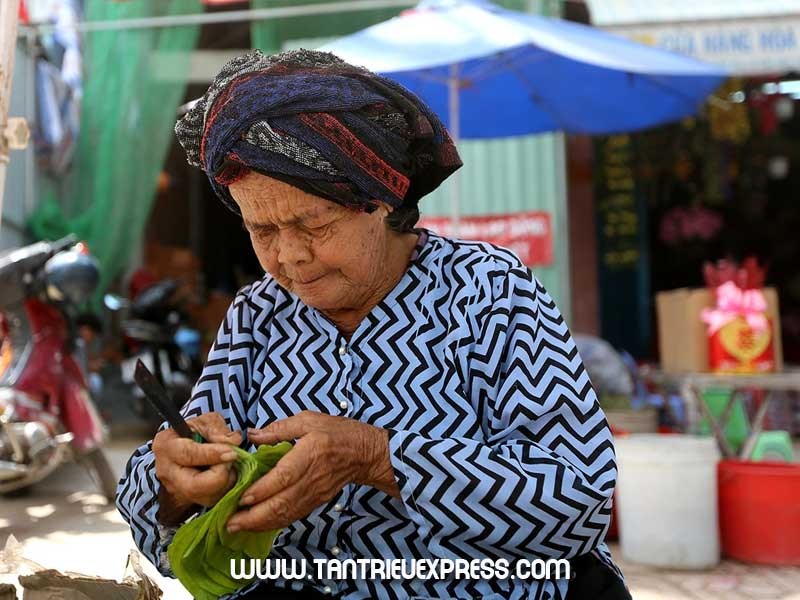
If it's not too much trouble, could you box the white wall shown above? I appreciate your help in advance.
[1,39,37,251]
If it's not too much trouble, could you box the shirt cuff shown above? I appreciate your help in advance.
[386,428,431,543]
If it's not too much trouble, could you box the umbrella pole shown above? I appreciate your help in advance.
[448,63,460,237]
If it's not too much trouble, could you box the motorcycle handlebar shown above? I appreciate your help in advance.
[47,234,79,256]
[0,235,82,307]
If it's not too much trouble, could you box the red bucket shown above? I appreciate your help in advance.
[718,459,800,565]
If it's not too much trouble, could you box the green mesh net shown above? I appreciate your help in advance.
[250,0,548,53]
[250,0,404,53]
[28,0,200,306]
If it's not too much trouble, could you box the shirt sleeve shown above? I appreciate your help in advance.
[115,285,258,575]
[387,265,617,562]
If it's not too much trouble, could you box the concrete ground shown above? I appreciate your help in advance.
[2,436,799,599]
[0,438,190,599]
[613,547,800,600]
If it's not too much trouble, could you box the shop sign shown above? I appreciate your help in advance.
[587,0,800,27]
[607,17,800,75]
[593,134,651,357]
[594,135,640,270]
[418,212,553,266]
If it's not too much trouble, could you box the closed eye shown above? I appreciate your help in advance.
[246,223,278,238]
[296,221,331,237]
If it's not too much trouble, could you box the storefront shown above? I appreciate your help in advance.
[581,0,800,364]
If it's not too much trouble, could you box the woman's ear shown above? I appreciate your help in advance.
[376,202,394,218]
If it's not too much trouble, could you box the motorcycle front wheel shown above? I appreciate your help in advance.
[82,448,118,502]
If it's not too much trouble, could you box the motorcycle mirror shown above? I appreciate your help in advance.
[103,293,129,311]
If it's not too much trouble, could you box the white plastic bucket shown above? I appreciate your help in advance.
[614,434,720,569]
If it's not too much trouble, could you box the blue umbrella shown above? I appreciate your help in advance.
[322,0,727,139]
[322,0,726,228]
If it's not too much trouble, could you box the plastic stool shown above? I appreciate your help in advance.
[750,430,794,462]
[698,389,749,452]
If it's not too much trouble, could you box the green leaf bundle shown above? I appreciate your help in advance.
[167,442,293,600]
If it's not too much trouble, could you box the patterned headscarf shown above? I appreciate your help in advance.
[175,49,462,215]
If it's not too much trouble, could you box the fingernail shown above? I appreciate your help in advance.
[220,451,237,461]
[227,523,240,534]
[240,495,253,506]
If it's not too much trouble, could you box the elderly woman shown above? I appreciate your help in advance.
[117,49,627,600]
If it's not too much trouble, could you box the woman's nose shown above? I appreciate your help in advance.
[276,229,312,266]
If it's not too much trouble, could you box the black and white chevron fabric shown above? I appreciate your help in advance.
[116,231,622,600]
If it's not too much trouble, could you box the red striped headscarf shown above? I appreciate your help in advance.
[175,49,462,215]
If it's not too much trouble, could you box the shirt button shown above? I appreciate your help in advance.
[331,546,341,556]
[323,586,332,595]
[338,342,347,356]
[339,400,348,410]
[334,503,344,512]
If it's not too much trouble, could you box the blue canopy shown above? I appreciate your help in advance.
[322,0,728,139]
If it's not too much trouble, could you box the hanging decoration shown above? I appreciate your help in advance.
[659,206,723,246]
[749,89,781,136]
[709,78,751,144]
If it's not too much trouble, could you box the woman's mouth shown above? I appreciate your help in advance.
[294,273,327,285]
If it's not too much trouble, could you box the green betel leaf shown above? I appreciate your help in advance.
[167,442,293,600]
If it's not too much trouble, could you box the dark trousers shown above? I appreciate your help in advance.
[565,553,632,600]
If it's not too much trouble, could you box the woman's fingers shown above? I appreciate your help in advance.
[165,438,237,467]
[152,414,243,507]
[238,448,306,506]
[227,480,307,532]
[247,411,319,444]
[189,412,243,445]
[171,462,237,507]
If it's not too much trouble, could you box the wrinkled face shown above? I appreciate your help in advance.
[229,172,392,311]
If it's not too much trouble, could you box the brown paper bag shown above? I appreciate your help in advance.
[0,583,17,600]
[20,570,142,600]
[655,287,783,373]
[0,535,161,600]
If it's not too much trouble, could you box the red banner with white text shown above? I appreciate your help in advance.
[418,211,554,267]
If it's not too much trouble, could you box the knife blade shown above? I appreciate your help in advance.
[133,359,201,441]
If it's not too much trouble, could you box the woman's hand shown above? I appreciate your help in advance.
[153,412,242,512]
[226,411,398,533]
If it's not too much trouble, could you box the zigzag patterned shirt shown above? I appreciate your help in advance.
[117,230,622,600]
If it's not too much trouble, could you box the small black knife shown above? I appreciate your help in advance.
[133,359,202,442]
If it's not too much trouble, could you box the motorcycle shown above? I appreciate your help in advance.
[104,279,201,430]
[0,235,117,500]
